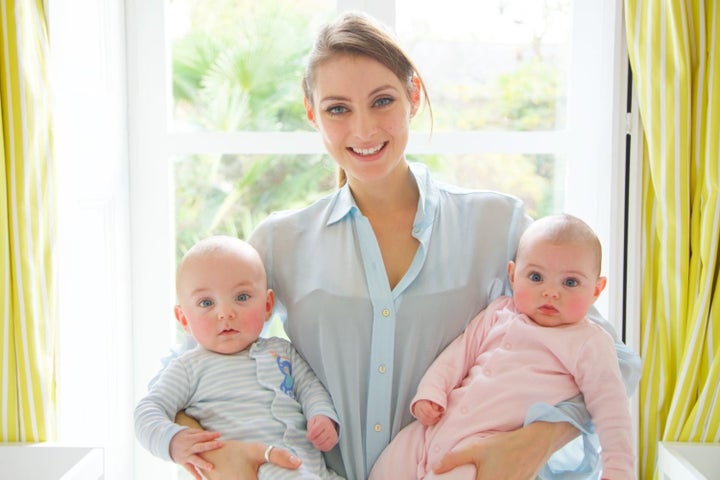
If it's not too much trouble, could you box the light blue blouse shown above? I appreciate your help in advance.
[249,162,640,480]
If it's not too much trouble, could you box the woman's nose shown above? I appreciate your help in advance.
[351,111,377,139]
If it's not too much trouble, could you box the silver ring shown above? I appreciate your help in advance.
[264,445,274,463]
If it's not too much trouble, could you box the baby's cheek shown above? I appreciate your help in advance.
[567,297,593,320]
[512,289,534,313]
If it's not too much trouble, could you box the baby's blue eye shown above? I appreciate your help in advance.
[564,278,579,287]
[529,272,542,282]
[236,293,250,302]
[199,299,213,308]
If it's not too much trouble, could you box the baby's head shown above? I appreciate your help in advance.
[508,214,607,327]
[174,236,274,354]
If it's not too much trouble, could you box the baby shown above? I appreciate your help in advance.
[135,235,343,479]
[370,214,635,479]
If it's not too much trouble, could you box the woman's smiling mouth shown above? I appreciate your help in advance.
[349,142,386,156]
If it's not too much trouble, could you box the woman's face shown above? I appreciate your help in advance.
[305,54,419,187]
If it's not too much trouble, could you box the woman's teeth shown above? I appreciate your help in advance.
[351,143,384,156]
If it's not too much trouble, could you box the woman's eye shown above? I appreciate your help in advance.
[374,97,393,107]
[529,272,542,282]
[327,105,347,115]
[564,278,579,287]
[199,299,213,308]
[236,293,250,302]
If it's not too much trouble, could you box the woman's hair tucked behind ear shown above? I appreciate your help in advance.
[302,12,433,187]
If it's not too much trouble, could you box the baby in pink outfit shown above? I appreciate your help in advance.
[369,213,635,480]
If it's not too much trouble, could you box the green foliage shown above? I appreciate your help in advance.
[497,58,562,131]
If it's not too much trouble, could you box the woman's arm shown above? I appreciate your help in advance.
[433,421,579,480]
[174,412,302,480]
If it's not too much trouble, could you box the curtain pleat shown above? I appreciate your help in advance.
[625,0,720,477]
[0,0,56,442]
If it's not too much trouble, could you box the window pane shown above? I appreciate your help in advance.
[174,153,336,259]
[175,152,560,259]
[410,154,562,219]
[397,0,572,132]
[169,0,334,132]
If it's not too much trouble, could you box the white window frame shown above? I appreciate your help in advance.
[50,1,640,479]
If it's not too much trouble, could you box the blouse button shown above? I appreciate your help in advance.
[382,308,390,317]
[374,424,382,432]
[378,364,387,374]
[412,227,420,234]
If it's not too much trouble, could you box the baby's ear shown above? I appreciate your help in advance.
[174,305,191,332]
[593,276,608,299]
[265,289,275,321]
[507,261,516,287]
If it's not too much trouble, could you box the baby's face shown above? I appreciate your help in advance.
[175,250,272,354]
[508,239,605,327]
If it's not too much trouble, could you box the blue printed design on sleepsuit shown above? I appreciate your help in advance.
[275,354,295,398]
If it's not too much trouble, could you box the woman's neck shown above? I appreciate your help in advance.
[348,163,419,217]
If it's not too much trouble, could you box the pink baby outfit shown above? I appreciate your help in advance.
[369,296,633,480]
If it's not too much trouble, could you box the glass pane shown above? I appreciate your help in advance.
[397,0,572,132]
[174,153,336,261]
[168,0,334,133]
[413,154,563,220]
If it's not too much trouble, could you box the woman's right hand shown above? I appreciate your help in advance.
[175,411,302,480]
[199,441,302,480]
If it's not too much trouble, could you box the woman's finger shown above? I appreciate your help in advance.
[256,443,302,469]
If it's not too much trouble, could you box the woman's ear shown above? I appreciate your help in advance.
[409,75,421,116]
[304,97,317,126]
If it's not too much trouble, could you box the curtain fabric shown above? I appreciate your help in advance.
[0,0,56,441]
[625,0,720,477]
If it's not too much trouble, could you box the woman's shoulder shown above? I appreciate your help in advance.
[251,190,339,239]
[436,179,524,208]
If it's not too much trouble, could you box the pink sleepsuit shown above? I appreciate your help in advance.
[369,296,634,480]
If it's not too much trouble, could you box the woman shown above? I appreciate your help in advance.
[177,11,640,480]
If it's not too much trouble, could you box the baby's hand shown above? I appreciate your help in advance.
[169,427,223,477]
[413,400,444,426]
[306,415,339,452]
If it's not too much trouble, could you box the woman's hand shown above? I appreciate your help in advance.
[174,411,301,480]
[199,440,302,480]
[169,428,222,479]
[432,421,579,480]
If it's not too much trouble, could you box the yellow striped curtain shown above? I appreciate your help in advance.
[625,0,720,478]
[0,0,56,441]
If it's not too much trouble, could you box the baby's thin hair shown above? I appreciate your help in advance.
[518,213,603,274]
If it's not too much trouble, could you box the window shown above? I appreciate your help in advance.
[52,1,631,478]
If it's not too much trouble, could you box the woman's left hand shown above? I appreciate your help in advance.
[432,421,578,480]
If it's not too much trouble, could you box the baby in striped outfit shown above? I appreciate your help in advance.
[135,235,343,479]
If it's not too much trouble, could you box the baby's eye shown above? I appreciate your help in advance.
[563,278,580,287]
[529,272,542,282]
[235,293,250,302]
[374,97,393,107]
[198,299,213,308]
